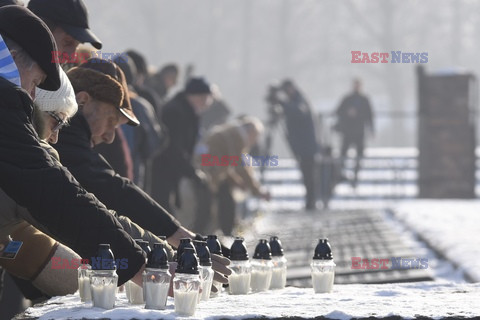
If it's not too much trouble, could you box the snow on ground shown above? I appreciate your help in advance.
[23,200,480,319]
[24,282,480,320]
[393,200,480,283]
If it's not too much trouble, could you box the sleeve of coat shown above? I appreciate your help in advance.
[59,149,181,238]
[234,163,263,196]
[0,93,145,285]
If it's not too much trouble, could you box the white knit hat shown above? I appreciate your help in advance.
[34,68,78,118]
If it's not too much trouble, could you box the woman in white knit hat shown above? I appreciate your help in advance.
[0,67,82,298]
[33,67,78,145]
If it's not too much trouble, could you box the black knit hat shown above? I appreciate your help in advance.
[0,5,60,91]
[185,77,211,95]
[28,0,102,49]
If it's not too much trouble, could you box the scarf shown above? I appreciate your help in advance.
[0,34,21,86]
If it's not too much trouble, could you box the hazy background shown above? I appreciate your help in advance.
[83,0,480,156]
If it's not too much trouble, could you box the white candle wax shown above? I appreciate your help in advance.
[78,277,91,302]
[200,279,212,301]
[312,271,334,293]
[270,267,287,289]
[127,281,144,304]
[228,272,251,295]
[250,269,272,292]
[174,290,199,316]
[199,267,214,301]
[144,282,170,310]
[91,282,117,309]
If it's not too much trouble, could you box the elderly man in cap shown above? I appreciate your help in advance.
[28,0,101,60]
[0,5,146,290]
[55,59,231,284]
[151,77,213,213]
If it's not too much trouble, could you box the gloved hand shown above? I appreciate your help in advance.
[211,253,231,288]
[193,234,231,292]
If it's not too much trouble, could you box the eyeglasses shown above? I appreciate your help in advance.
[47,111,68,132]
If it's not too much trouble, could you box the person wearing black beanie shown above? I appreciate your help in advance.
[151,77,213,214]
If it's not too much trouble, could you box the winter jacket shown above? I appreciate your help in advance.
[0,77,145,285]
[280,91,319,157]
[122,94,166,191]
[335,92,374,139]
[204,123,262,196]
[54,113,181,238]
[151,92,200,206]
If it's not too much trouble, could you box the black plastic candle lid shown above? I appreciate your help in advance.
[176,247,199,274]
[253,239,272,260]
[193,240,212,266]
[206,235,223,256]
[91,244,116,270]
[269,236,284,257]
[313,238,333,260]
[135,239,151,256]
[230,237,249,261]
[176,238,196,263]
[147,243,169,269]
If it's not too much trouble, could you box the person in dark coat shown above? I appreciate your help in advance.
[115,55,166,192]
[57,60,182,242]
[199,84,231,133]
[0,6,146,287]
[334,78,374,187]
[147,63,179,111]
[55,63,231,283]
[151,77,213,213]
[125,50,163,110]
[278,79,320,210]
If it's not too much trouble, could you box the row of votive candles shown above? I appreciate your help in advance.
[228,237,336,294]
[77,264,212,316]
[77,237,335,315]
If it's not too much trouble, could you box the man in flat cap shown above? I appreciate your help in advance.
[0,5,146,290]
[55,60,231,284]
[28,0,102,62]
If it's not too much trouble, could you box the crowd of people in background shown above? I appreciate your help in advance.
[0,0,375,316]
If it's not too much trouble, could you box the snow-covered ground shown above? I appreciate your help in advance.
[22,200,480,319]
[22,146,480,319]
[23,282,480,320]
[393,200,480,283]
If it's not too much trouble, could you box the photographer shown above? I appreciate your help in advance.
[269,79,320,210]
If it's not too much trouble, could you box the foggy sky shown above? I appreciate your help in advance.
[83,0,479,154]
